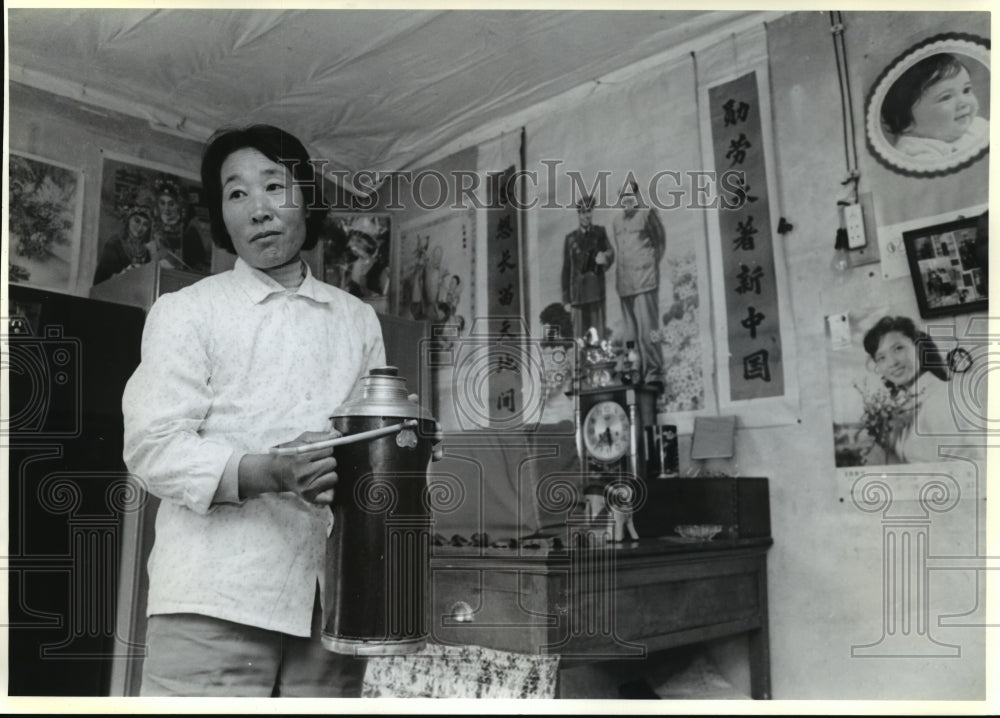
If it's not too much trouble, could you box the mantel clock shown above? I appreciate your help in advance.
[575,384,658,479]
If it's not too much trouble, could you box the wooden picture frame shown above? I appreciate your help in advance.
[902,215,988,318]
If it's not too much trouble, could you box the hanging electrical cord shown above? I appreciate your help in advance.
[828,11,867,271]
[829,11,860,203]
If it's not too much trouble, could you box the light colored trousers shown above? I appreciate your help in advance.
[140,592,365,697]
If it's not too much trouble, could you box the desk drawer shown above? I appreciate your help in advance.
[429,553,764,658]
[560,567,762,656]
[430,567,560,653]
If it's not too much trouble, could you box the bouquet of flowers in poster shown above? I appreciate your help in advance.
[851,377,920,465]
[8,151,83,292]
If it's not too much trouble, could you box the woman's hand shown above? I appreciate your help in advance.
[239,431,342,505]
[272,431,342,504]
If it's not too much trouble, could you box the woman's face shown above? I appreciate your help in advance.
[220,147,307,271]
[158,193,182,226]
[873,330,918,387]
[128,214,151,240]
[908,66,979,143]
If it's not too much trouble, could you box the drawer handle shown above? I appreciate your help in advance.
[449,600,475,623]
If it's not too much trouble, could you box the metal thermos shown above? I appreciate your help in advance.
[321,366,439,656]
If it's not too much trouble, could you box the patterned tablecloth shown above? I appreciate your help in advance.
[362,644,560,699]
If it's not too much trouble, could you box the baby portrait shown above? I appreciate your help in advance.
[882,53,988,159]
[865,34,989,177]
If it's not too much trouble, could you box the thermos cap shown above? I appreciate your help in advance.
[330,366,435,421]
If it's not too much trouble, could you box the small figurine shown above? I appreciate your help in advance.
[608,483,639,542]
[620,340,640,385]
[580,483,616,542]
[583,482,606,521]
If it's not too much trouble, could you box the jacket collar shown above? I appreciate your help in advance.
[232,256,332,304]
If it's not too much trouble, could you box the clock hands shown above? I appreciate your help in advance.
[582,399,630,464]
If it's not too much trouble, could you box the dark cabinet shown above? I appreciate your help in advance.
[6,285,146,696]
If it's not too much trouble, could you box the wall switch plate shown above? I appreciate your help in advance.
[826,312,851,349]
[848,192,880,267]
[844,202,866,249]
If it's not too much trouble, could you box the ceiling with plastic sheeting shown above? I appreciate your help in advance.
[8,8,768,178]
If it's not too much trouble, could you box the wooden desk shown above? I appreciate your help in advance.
[429,536,771,699]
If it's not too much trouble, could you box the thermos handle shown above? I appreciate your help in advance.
[269,419,419,456]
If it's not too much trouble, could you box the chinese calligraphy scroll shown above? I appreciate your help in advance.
[700,55,798,425]
[486,166,526,428]
[710,72,783,401]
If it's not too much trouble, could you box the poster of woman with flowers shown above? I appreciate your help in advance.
[827,307,987,468]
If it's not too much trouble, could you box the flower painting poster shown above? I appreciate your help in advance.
[8,151,84,292]
[826,305,987,478]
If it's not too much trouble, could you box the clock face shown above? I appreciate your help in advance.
[583,400,630,463]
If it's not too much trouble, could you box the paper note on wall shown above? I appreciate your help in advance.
[690,415,737,459]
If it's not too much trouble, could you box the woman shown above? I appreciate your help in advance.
[150,178,186,253]
[123,124,385,696]
[151,177,210,271]
[92,204,153,285]
[862,315,980,463]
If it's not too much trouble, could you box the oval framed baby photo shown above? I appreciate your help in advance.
[865,33,990,178]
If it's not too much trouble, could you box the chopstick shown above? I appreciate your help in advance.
[269,419,419,455]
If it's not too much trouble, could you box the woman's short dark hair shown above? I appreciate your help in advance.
[863,315,949,388]
[882,53,969,136]
[201,124,326,254]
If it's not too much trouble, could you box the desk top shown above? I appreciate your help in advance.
[431,536,772,568]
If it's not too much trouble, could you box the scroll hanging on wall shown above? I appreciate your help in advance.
[699,56,798,425]
[708,72,783,401]
[485,165,526,428]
